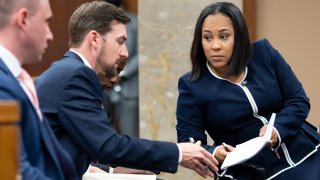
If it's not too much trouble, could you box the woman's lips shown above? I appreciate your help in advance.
[211,55,224,61]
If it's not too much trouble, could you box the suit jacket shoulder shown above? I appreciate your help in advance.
[0,58,78,180]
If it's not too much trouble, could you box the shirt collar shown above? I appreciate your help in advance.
[0,44,22,78]
[69,49,93,69]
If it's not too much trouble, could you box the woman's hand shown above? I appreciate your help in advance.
[214,143,235,164]
[259,126,279,148]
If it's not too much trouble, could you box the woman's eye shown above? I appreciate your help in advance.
[221,35,229,40]
[204,36,212,41]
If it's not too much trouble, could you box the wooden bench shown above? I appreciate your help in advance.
[0,101,20,180]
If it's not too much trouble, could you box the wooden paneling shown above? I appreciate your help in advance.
[0,101,20,180]
[24,0,137,77]
[243,0,256,41]
[24,0,89,77]
[123,0,137,14]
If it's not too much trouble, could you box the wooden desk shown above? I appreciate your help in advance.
[0,101,20,180]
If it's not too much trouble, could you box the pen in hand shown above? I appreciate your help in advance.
[189,137,195,144]
[222,142,230,152]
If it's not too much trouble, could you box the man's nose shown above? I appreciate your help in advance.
[47,26,54,42]
[120,45,129,59]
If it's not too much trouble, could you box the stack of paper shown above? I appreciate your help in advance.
[82,172,156,180]
[221,113,276,170]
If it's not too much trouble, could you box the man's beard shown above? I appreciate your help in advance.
[97,65,117,90]
[104,67,117,78]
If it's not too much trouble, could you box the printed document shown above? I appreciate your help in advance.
[221,113,276,170]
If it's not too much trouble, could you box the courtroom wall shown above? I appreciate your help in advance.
[256,0,320,127]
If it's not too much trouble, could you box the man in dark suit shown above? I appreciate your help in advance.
[0,0,78,179]
[36,1,219,178]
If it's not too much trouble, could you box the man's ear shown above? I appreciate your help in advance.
[15,8,29,29]
[89,30,101,49]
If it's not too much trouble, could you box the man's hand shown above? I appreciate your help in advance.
[178,142,219,178]
[113,167,154,174]
[89,165,154,175]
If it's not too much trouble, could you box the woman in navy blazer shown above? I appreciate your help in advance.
[176,2,320,179]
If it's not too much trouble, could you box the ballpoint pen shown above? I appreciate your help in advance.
[222,142,230,152]
[189,137,195,144]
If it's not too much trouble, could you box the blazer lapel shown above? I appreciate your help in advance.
[0,59,36,110]
[1,58,67,177]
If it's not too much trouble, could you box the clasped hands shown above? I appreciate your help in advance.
[178,141,219,178]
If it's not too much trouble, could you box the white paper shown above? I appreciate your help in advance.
[82,173,156,180]
[221,113,276,170]
[82,165,156,180]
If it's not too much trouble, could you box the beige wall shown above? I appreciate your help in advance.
[256,0,320,126]
[139,1,214,179]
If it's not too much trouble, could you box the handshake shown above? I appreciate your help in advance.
[178,141,219,178]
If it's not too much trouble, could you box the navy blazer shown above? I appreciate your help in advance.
[35,51,179,176]
[176,39,320,179]
[0,59,78,180]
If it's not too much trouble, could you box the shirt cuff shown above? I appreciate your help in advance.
[176,144,182,163]
[212,146,219,158]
